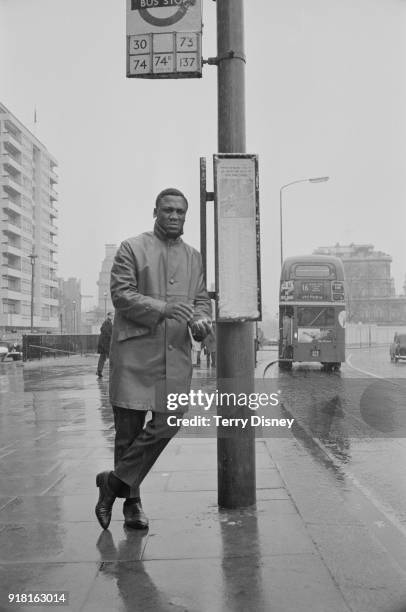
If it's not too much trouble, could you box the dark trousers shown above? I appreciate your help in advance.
[113,406,180,499]
[206,351,216,368]
[97,353,108,375]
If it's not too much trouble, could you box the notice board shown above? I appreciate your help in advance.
[214,154,261,321]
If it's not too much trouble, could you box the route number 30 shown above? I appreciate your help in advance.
[129,35,151,54]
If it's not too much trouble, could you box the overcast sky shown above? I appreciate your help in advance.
[1,0,405,315]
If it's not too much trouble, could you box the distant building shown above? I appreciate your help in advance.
[314,243,406,324]
[0,102,59,333]
[97,244,116,315]
[58,278,81,334]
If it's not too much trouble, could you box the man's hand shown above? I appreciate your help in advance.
[164,303,194,323]
[190,319,212,341]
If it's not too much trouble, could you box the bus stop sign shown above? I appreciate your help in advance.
[126,0,202,79]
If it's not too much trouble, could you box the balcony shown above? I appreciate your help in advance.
[2,196,22,215]
[2,243,22,257]
[47,259,58,269]
[50,188,58,201]
[40,217,58,235]
[2,259,22,274]
[1,287,22,301]
[1,175,22,197]
[3,139,21,159]
[1,153,22,174]
[3,220,22,236]
[2,130,22,152]
[50,167,58,184]
[50,206,58,218]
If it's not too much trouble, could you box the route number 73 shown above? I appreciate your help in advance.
[176,33,197,52]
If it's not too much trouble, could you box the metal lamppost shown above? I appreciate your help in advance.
[103,291,107,318]
[72,300,77,335]
[280,176,329,266]
[28,252,38,332]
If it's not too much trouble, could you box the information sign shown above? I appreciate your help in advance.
[214,155,261,322]
[126,0,202,78]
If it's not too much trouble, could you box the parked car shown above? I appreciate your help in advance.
[0,341,23,362]
[0,342,8,361]
[390,333,406,363]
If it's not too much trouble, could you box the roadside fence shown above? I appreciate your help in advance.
[22,334,98,361]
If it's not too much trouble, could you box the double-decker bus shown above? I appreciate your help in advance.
[279,255,346,371]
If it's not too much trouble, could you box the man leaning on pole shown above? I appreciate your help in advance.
[95,187,212,530]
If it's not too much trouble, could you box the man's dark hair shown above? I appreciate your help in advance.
[155,188,188,210]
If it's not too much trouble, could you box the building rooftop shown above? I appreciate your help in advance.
[314,243,392,261]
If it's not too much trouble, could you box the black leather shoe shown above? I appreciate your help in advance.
[123,499,149,529]
[95,471,116,529]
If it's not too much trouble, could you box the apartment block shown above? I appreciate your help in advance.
[97,244,116,315]
[0,103,59,332]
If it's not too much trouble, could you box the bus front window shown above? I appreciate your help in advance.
[297,307,335,327]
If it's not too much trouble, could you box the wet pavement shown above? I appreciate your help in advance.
[0,354,406,611]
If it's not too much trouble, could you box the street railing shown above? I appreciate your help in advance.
[22,334,99,361]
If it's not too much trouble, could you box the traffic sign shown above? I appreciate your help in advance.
[126,0,202,79]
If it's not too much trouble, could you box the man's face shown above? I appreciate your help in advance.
[155,195,187,238]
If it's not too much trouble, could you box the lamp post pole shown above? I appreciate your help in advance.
[28,252,38,333]
[72,300,76,335]
[280,176,329,266]
[104,291,107,318]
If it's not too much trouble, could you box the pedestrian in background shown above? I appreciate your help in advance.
[191,336,202,367]
[95,187,212,531]
[96,312,113,378]
[202,324,216,368]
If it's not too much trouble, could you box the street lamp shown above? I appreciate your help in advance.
[279,176,329,266]
[103,291,107,317]
[72,300,77,335]
[28,252,38,333]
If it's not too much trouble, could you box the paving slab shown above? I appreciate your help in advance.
[0,521,147,564]
[141,509,315,561]
[81,555,349,612]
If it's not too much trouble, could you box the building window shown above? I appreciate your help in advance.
[3,299,19,314]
